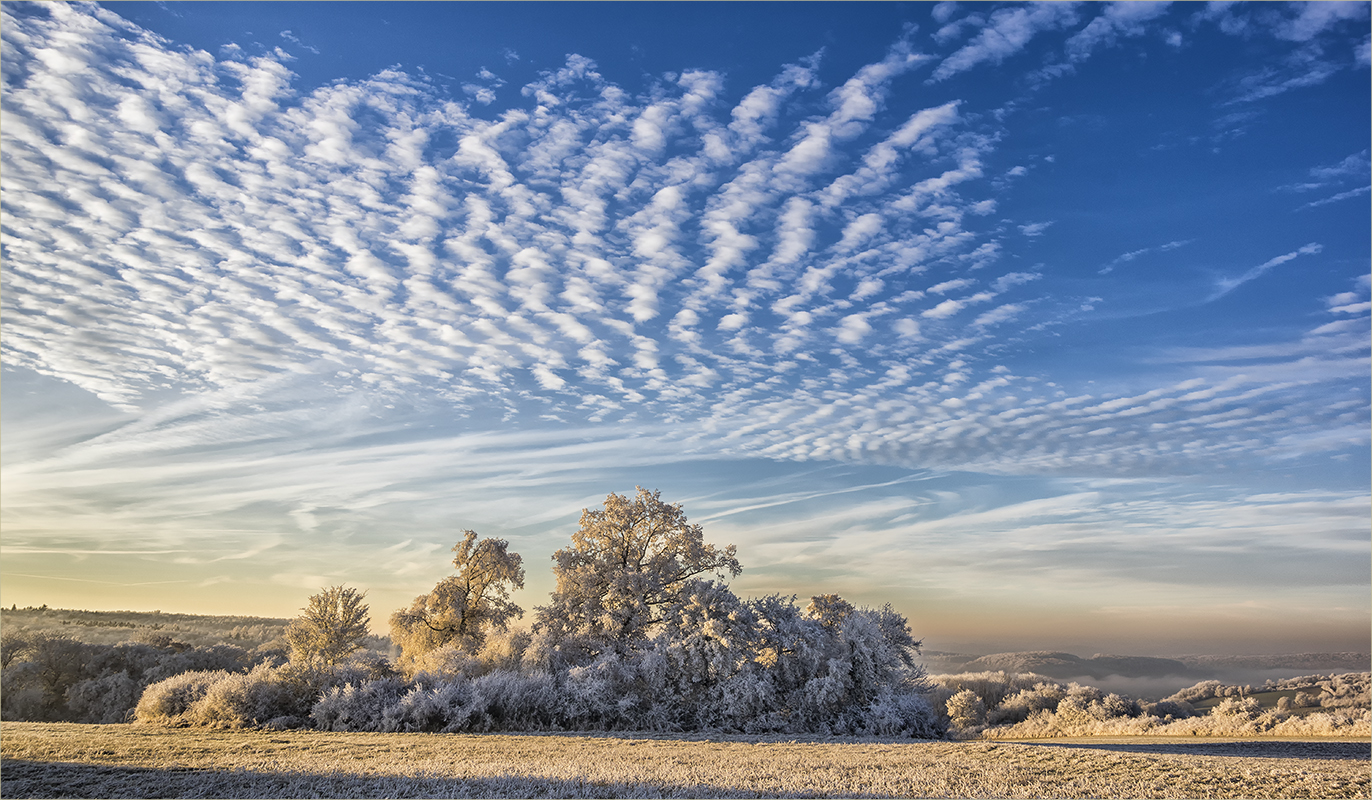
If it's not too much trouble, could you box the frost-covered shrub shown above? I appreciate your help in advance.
[1212,696,1262,720]
[1166,679,1225,705]
[135,669,232,724]
[191,662,312,728]
[562,653,636,730]
[988,683,1068,725]
[947,689,987,731]
[310,677,407,732]
[476,628,531,674]
[1,665,51,722]
[462,670,562,732]
[385,681,471,732]
[140,644,253,684]
[1138,698,1194,720]
[67,671,141,723]
[932,669,1059,724]
[864,686,942,738]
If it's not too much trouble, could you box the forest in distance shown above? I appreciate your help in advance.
[3,489,1368,740]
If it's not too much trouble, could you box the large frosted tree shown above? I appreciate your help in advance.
[532,487,742,660]
[390,531,525,663]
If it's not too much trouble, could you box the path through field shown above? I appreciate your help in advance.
[2,723,1367,798]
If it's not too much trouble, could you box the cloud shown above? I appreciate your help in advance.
[1300,184,1372,209]
[1098,239,1192,274]
[1283,150,1370,209]
[278,30,320,55]
[929,3,1079,82]
[1,2,1366,546]
[1064,2,1172,63]
[1210,243,1323,299]
[972,303,1024,328]
[1274,1,1369,43]
[1018,221,1053,237]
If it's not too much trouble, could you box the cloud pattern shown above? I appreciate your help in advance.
[3,2,1367,487]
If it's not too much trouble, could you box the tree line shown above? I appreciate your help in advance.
[5,489,940,736]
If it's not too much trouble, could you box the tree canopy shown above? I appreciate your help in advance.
[533,487,742,655]
[285,585,370,671]
[390,531,525,664]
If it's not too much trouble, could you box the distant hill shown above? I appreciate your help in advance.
[1,606,293,650]
[1177,653,1371,673]
[956,651,1198,680]
[922,649,1370,681]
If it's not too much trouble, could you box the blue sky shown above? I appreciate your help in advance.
[2,1,1368,656]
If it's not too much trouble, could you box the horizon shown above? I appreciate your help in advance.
[1,1,1368,658]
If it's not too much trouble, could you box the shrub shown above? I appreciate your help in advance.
[989,683,1068,725]
[947,689,987,731]
[135,670,232,724]
[67,671,141,723]
[191,662,311,728]
[863,686,942,738]
[464,670,563,732]
[311,677,408,732]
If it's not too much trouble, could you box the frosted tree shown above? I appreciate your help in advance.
[805,594,855,629]
[531,488,742,662]
[285,585,371,672]
[947,688,987,730]
[390,531,525,665]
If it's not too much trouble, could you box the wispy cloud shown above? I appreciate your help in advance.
[1098,239,1191,274]
[929,3,1079,82]
[278,30,320,55]
[1210,243,1323,299]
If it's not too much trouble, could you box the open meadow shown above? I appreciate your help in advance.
[2,722,1368,799]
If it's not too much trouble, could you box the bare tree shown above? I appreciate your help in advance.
[285,585,370,671]
[391,531,525,661]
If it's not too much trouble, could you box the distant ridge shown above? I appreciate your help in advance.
[955,651,1198,680]
[922,649,1371,680]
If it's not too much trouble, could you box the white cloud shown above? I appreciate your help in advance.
[1275,1,1369,43]
[929,3,1079,81]
[1211,242,1323,299]
[1064,2,1173,63]
[0,2,1365,539]
[992,271,1041,292]
[1301,185,1372,209]
[972,303,1024,328]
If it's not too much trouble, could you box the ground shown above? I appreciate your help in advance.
[1,722,1367,798]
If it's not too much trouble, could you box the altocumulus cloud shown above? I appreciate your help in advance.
[0,3,1368,651]
[2,2,1367,482]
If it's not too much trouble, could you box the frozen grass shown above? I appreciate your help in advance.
[2,722,1368,798]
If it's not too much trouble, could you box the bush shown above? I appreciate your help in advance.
[192,662,312,728]
[67,671,141,723]
[947,689,987,731]
[135,670,232,724]
[989,683,1068,725]
[311,677,408,732]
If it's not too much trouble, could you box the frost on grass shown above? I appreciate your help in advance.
[3,723,1369,799]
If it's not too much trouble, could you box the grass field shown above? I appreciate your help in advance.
[2,722,1367,798]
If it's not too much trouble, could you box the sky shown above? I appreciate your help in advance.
[1,1,1369,658]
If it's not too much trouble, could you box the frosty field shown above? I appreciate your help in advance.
[2,722,1368,799]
